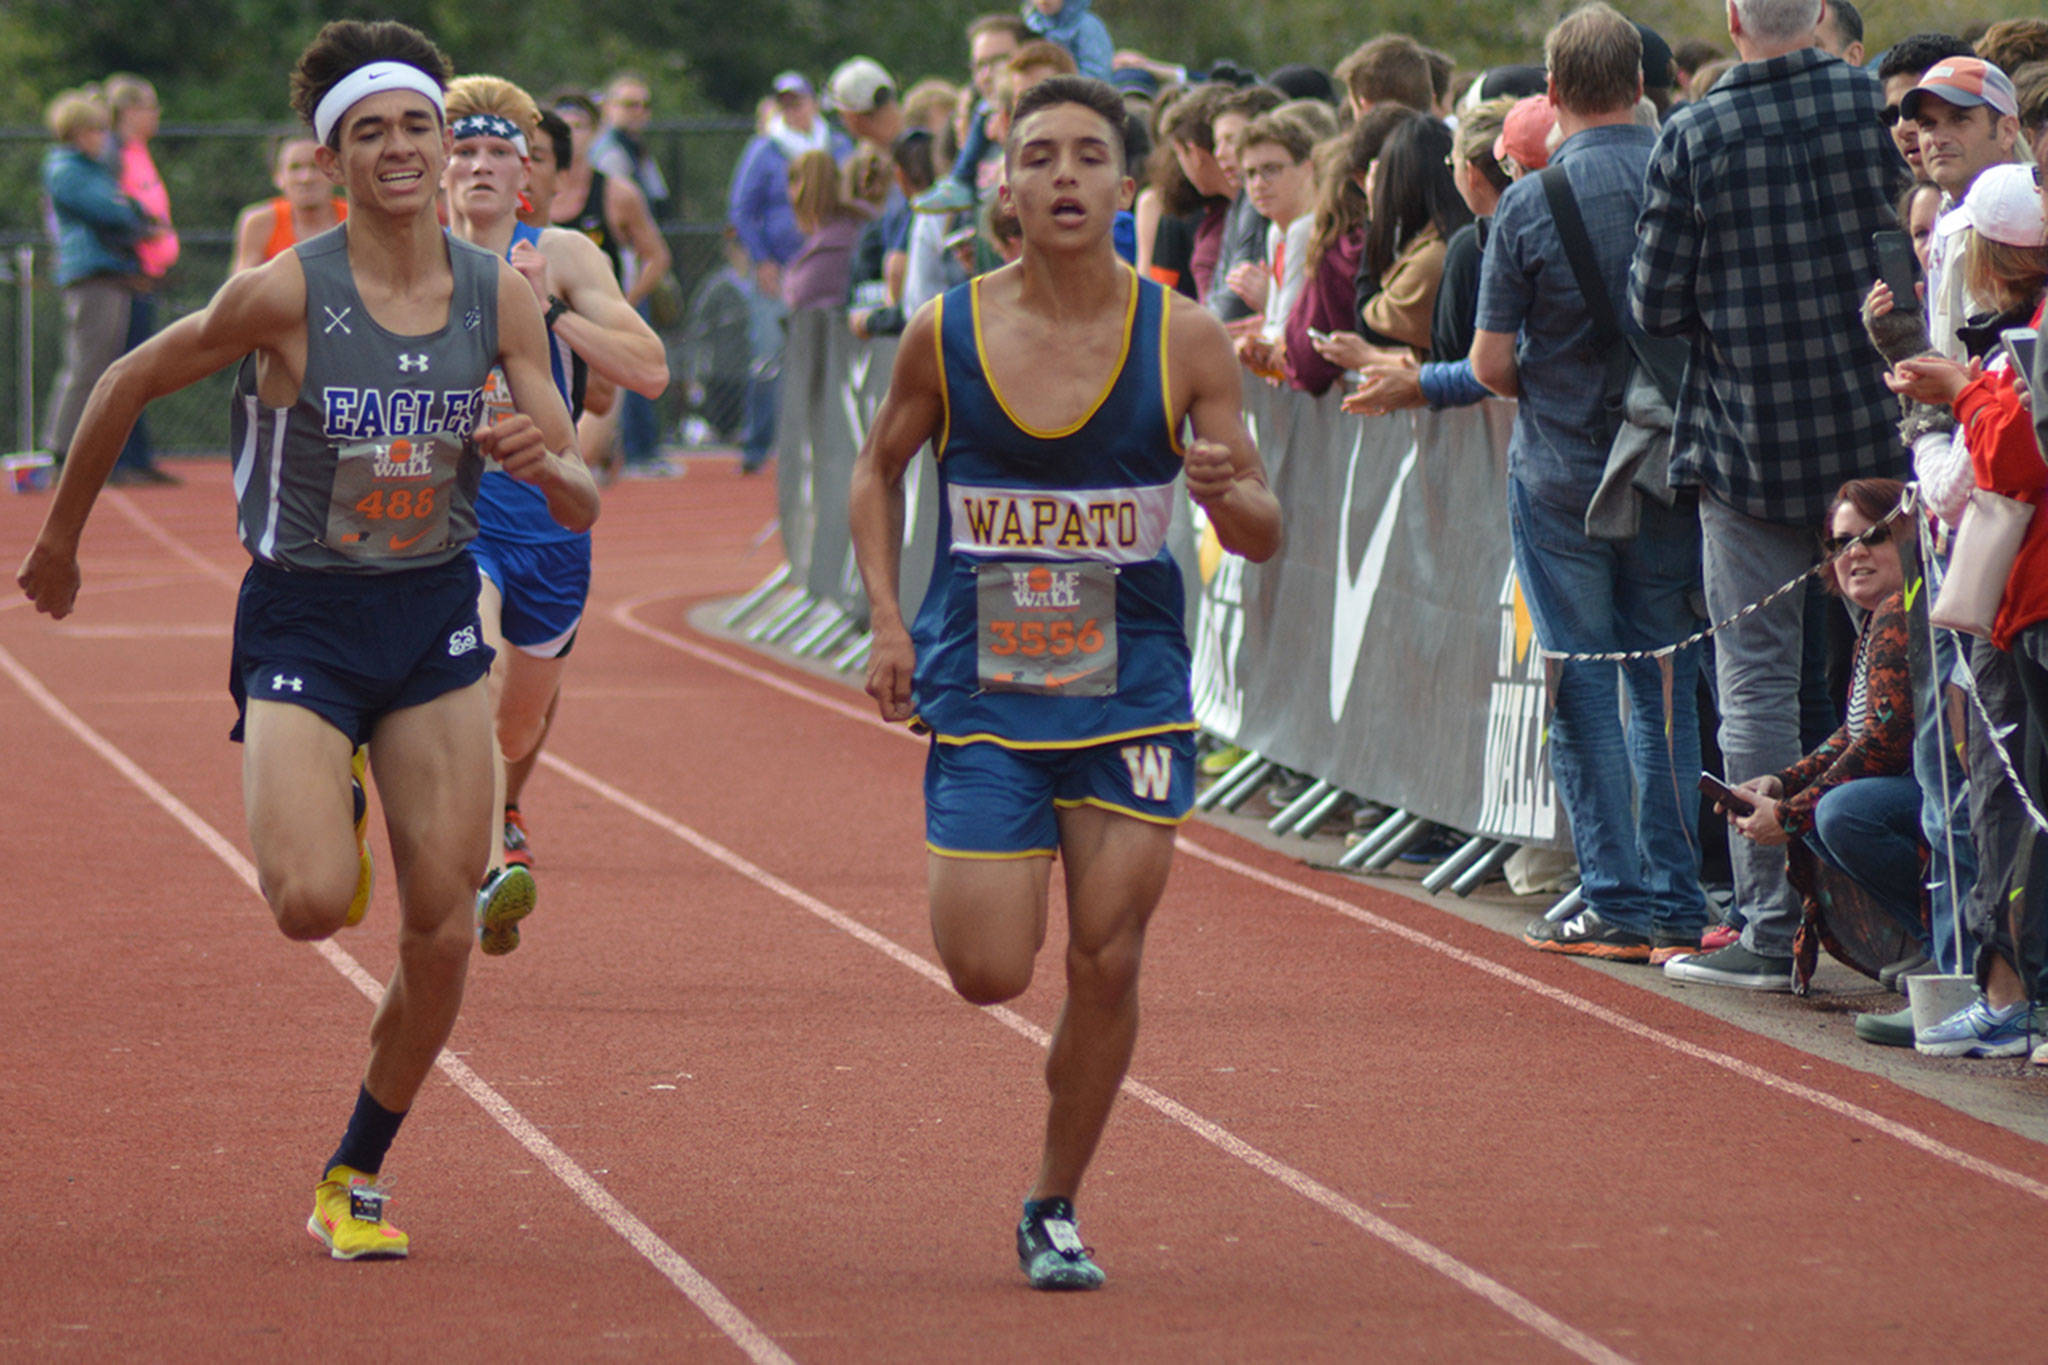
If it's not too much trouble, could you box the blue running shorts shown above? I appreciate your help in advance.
[229,553,494,745]
[923,731,1196,858]
[470,534,591,658]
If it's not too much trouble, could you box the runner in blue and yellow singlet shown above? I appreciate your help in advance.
[17,21,596,1262]
[850,76,1280,1292]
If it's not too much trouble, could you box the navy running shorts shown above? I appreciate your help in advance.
[470,534,590,659]
[923,730,1196,858]
[229,553,494,745]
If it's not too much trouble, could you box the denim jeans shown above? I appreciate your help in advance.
[741,369,780,471]
[1699,491,1813,957]
[1805,775,1930,952]
[114,289,156,471]
[1509,477,1707,939]
[1914,596,1976,972]
[617,299,660,465]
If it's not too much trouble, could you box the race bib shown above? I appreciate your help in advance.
[324,430,463,563]
[975,561,1117,696]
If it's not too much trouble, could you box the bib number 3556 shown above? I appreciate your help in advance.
[975,561,1117,696]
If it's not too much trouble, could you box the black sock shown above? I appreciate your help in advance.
[324,1086,406,1178]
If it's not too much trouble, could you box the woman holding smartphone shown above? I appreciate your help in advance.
[1723,479,1926,998]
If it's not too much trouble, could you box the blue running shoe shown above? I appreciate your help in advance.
[1915,997,2034,1058]
[1017,1197,1104,1291]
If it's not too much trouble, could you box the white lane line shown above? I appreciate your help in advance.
[611,590,2048,1204]
[538,748,1632,1365]
[1175,837,2048,1203]
[102,490,246,591]
[52,623,232,638]
[0,641,795,1365]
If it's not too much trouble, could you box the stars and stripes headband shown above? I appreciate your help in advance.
[312,61,447,147]
[449,112,530,159]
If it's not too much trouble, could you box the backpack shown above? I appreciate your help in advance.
[1539,165,1690,541]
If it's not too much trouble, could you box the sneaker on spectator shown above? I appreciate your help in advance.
[1661,942,1793,991]
[1198,744,1247,778]
[2031,1040,2048,1067]
[1521,910,1651,961]
[1914,997,2034,1058]
[1853,1004,1916,1048]
[1877,950,1931,992]
[1648,931,1701,966]
[914,179,976,215]
[622,458,682,479]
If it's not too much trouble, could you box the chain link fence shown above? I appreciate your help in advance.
[0,116,753,455]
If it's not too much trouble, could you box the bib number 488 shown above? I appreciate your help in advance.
[354,486,437,522]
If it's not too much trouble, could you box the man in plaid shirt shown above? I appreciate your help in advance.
[1630,0,1908,990]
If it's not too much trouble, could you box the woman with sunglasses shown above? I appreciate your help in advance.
[1719,479,1930,988]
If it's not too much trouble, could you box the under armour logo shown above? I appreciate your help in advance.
[398,353,430,373]
[271,673,304,693]
[322,306,353,335]
[463,308,481,332]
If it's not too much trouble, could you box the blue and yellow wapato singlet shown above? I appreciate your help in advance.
[910,267,1194,749]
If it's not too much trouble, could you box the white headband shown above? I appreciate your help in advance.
[313,61,446,147]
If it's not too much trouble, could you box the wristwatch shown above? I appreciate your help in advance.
[543,295,569,329]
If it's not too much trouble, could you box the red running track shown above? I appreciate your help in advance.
[6,458,2048,1361]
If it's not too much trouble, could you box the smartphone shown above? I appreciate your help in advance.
[2000,326,2037,381]
[1872,229,1919,306]
[1698,772,1756,817]
[1308,328,1333,345]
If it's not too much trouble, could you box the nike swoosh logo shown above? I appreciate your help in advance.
[390,527,432,552]
[1329,424,1421,721]
[1040,667,1104,689]
[1904,577,1922,611]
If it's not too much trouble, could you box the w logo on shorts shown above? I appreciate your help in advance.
[1120,744,1173,803]
[447,625,479,657]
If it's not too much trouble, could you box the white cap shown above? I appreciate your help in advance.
[1960,162,2047,248]
[825,57,895,115]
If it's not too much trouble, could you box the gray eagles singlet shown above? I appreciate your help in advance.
[230,224,498,574]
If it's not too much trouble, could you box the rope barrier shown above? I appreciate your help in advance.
[1537,490,1913,666]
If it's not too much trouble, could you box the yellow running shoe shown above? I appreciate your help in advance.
[346,745,373,928]
[306,1164,408,1260]
[475,865,536,956]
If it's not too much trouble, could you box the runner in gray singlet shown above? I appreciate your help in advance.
[17,19,596,1262]
[230,226,498,572]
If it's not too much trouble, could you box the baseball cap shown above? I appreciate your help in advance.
[772,71,812,100]
[1959,162,2046,247]
[1900,57,2019,121]
[1493,95,1556,173]
[825,57,895,115]
[1471,64,1548,103]
[1110,66,1160,98]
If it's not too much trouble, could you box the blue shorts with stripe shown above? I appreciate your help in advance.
[470,533,590,658]
[923,731,1196,858]
[229,553,494,746]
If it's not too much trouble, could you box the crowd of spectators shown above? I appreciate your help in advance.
[718,1,2048,1066]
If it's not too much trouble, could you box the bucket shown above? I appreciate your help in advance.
[1906,972,1978,1037]
[3,452,53,493]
